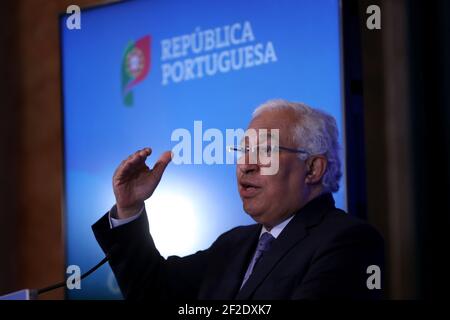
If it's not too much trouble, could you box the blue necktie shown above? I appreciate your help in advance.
[240,232,275,288]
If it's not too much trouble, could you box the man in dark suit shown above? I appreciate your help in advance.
[92,99,384,300]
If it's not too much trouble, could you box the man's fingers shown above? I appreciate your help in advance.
[115,148,171,185]
[137,147,151,158]
[150,151,173,182]
[127,148,151,162]
[115,148,152,179]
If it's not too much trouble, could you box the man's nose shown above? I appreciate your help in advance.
[238,162,259,175]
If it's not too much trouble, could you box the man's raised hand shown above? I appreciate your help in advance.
[113,148,172,219]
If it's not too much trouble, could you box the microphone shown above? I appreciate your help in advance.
[37,253,111,295]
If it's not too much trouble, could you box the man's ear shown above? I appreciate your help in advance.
[305,156,327,184]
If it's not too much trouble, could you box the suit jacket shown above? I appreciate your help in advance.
[92,193,384,300]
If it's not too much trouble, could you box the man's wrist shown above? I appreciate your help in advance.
[109,204,145,229]
[116,202,145,219]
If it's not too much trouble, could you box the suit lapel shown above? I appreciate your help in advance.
[208,224,261,299]
[235,218,308,299]
[235,193,335,300]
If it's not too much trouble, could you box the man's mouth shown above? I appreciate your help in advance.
[239,181,262,198]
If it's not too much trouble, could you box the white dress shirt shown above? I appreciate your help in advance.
[259,215,294,239]
[109,205,144,228]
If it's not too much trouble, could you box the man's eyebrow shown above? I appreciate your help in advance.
[259,130,279,138]
[255,129,273,135]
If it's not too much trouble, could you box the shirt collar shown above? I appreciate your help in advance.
[260,214,295,239]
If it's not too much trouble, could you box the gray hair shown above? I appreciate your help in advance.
[252,99,342,193]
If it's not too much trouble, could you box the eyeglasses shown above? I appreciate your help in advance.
[227,144,310,161]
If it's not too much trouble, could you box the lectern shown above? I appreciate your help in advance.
[0,289,38,300]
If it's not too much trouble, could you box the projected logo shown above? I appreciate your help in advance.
[121,35,151,106]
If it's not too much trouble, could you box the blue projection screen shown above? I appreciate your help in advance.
[60,0,346,299]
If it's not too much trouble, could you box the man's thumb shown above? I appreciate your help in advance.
[151,150,172,180]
